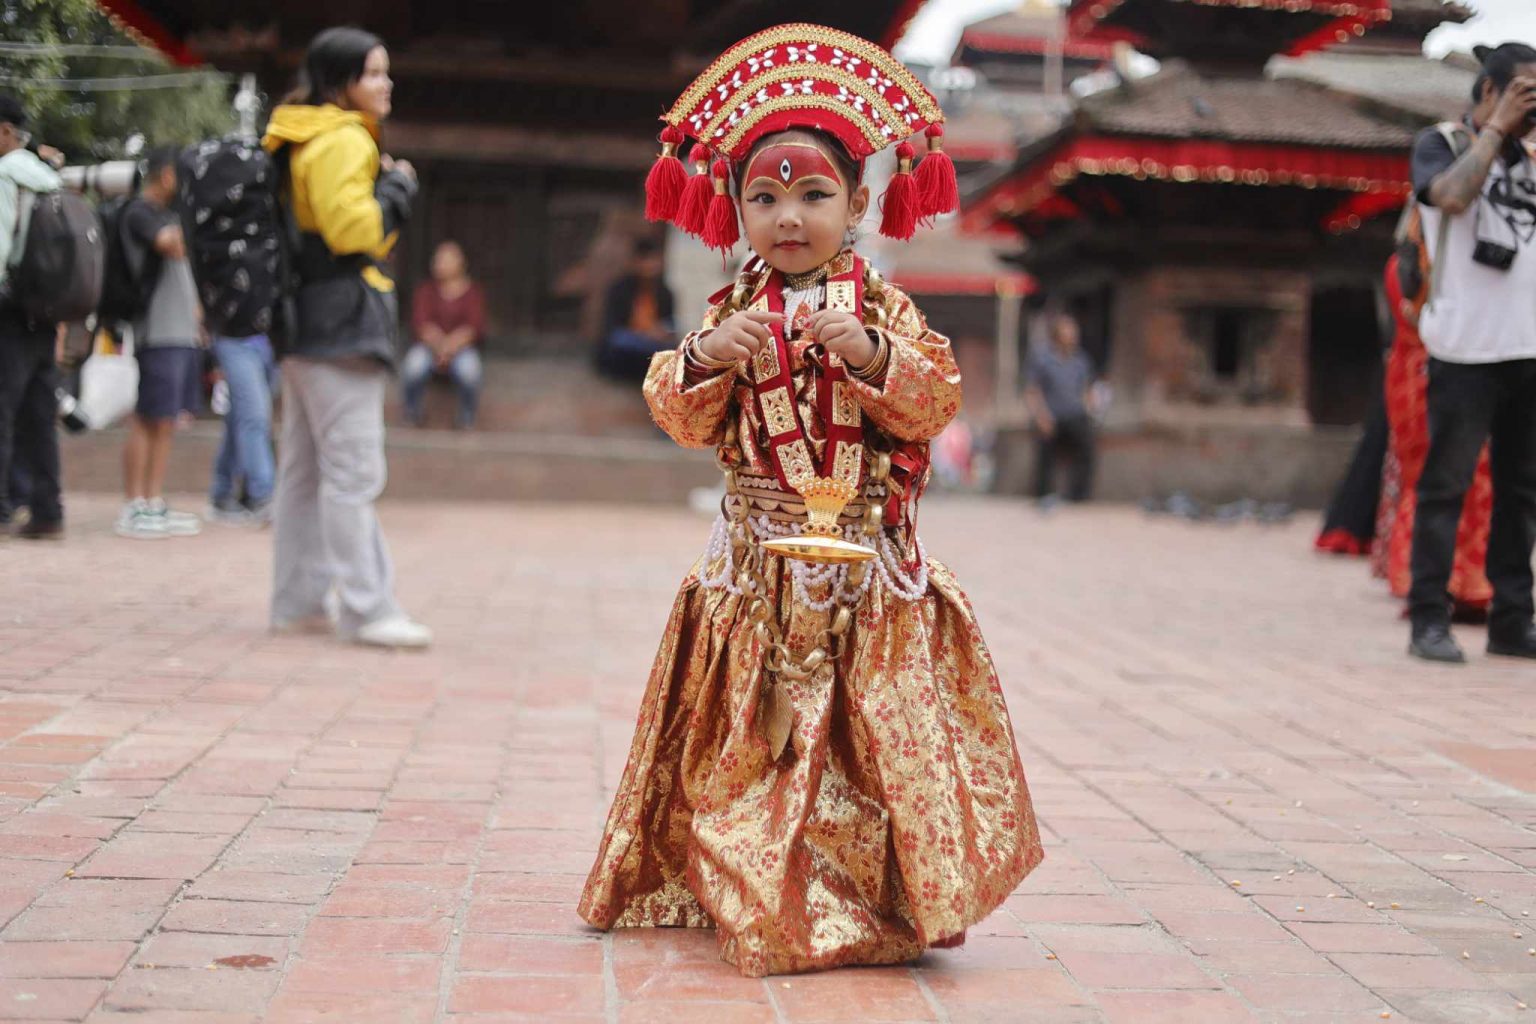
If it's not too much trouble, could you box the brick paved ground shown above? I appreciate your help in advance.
[2,494,1535,1023]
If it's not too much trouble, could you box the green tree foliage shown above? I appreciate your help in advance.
[2,0,235,162]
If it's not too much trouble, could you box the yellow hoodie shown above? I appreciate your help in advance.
[263,104,397,292]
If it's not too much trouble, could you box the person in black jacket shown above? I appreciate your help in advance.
[596,238,676,381]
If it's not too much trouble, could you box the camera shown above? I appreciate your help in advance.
[55,389,88,434]
[1473,238,1518,270]
[59,160,139,199]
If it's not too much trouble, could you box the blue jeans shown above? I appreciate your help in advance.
[210,334,277,505]
[401,343,482,427]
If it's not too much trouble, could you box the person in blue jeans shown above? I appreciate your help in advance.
[401,240,485,429]
[209,333,277,524]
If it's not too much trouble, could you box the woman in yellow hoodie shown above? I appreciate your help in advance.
[263,27,432,649]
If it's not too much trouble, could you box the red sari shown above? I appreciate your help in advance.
[1378,256,1493,611]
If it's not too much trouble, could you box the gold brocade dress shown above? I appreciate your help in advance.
[578,263,1043,977]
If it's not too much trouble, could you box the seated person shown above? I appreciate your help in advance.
[595,238,675,381]
[402,240,485,429]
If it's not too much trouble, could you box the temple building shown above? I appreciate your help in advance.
[95,0,930,357]
[964,0,1475,502]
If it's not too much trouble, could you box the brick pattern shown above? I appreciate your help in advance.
[1,495,1534,1023]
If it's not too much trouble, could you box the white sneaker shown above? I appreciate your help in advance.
[115,500,169,540]
[146,498,201,536]
[354,615,433,649]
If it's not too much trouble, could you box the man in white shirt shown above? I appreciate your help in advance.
[0,93,65,539]
[1408,43,1536,663]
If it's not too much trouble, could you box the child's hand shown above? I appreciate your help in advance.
[700,311,785,363]
[808,310,877,369]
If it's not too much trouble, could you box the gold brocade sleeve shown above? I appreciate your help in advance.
[850,285,962,442]
[642,302,739,450]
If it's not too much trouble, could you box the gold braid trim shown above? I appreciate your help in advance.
[697,63,908,151]
[718,97,885,156]
[665,23,942,133]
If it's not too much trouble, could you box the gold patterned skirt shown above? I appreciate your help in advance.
[577,546,1043,977]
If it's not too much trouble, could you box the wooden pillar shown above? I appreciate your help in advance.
[995,281,1024,427]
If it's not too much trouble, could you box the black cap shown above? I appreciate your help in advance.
[0,93,28,129]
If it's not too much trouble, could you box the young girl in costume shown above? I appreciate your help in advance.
[578,24,1042,977]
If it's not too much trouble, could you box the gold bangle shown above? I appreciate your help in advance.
[688,334,738,371]
[849,331,890,382]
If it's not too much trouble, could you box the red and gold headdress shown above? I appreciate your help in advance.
[643,23,957,249]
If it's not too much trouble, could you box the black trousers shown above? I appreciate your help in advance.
[1409,358,1536,634]
[1033,413,1096,501]
[0,310,62,525]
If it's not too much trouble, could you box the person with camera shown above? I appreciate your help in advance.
[0,93,65,540]
[1407,43,1536,663]
[261,27,431,649]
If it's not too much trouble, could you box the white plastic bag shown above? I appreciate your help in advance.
[77,327,139,430]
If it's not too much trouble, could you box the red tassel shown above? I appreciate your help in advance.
[675,143,713,236]
[879,142,919,241]
[644,125,687,223]
[701,159,739,253]
[914,124,958,219]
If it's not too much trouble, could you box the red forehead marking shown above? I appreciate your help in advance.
[744,142,843,193]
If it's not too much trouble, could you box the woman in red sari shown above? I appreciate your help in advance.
[1379,255,1493,616]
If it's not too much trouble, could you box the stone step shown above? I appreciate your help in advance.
[58,423,721,505]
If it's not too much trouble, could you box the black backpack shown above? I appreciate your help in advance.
[10,189,105,324]
[177,136,284,339]
[97,195,153,325]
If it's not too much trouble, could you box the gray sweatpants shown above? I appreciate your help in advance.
[271,357,401,634]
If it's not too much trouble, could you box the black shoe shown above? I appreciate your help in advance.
[1488,623,1536,660]
[17,518,63,541]
[1409,623,1466,664]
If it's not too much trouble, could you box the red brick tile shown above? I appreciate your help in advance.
[318,886,453,919]
[103,967,279,1013]
[614,961,766,1002]
[1033,924,1179,955]
[1154,911,1293,942]
[457,935,604,974]
[33,878,183,910]
[1226,972,1383,1012]
[184,871,334,905]
[273,789,382,812]
[1105,990,1262,1023]
[917,937,1042,972]
[0,942,134,979]
[2,907,161,942]
[773,969,936,1022]
[0,977,106,1019]
[465,900,588,937]
[263,990,438,1023]
[1285,922,1440,955]
[448,975,605,1015]
[158,900,312,937]
[0,813,119,839]
[1327,952,1496,990]
[299,917,452,956]
[618,1005,776,1024]
[1005,894,1145,925]
[923,967,1093,1013]
[1184,940,1338,974]
[1054,950,1220,990]
[89,1012,259,1024]
[282,956,441,995]
[0,834,99,862]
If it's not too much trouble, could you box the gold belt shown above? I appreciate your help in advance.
[730,472,877,526]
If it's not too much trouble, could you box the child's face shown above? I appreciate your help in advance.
[739,137,869,276]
